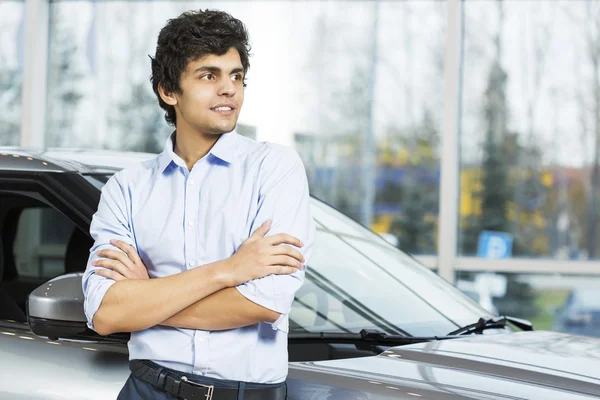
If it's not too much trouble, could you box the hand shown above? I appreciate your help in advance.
[93,239,150,281]
[223,219,305,287]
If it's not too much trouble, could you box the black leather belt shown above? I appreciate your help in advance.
[130,359,286,400]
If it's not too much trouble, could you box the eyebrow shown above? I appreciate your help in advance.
[194,66,245,75]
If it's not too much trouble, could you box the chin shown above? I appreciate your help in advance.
[211,123,237,135]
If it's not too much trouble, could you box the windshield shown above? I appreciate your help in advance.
[87,174,490,337]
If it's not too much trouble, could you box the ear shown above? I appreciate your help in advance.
[158,83,178,106]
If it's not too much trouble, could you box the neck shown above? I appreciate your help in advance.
[173,123,221,171]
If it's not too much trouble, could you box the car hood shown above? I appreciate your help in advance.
[288,331,600,399]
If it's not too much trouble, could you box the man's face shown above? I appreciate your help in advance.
[169,47,245,136]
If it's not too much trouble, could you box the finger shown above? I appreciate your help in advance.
[269,245,305,263]
[97,249,133,269]
[266,233,304,248]
[269,266,301,276]
[268,256,304,270]
[111,240,143,265]
[93,259,131,278]
[248,219,272,241]
[95,268,126,281]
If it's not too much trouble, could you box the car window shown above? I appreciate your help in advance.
[343,237,486,323]
[289,230,472,336]
[13,207,76,279]
[461,290,480,303]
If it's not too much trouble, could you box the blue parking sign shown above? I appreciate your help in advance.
[477,231,513,259]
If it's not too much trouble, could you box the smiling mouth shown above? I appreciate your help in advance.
[211,106,234,111]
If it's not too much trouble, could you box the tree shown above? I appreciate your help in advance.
[480,62,511,234]
[296,10,371,223]
[457,1,540,319]
[0,4,23,146]
[383,110,439,254]
[46,9,84,148]
[563,2,600,258]
[113,80,167,153]
[0,64,21,145]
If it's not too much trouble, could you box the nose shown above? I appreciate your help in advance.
[217,76,236,97]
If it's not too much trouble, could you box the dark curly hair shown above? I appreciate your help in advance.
[150,9,251,126]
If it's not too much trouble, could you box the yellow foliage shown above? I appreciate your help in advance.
[372,215,392,234]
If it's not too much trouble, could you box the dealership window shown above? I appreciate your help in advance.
[459,1,600,261]
[456,271,600,337]
[0,1,24,146]
[45,0,446,255]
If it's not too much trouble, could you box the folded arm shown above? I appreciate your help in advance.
[160,287,280,331]
[160,147,316,332]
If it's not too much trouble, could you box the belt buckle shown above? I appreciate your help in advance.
[181,376,214,400]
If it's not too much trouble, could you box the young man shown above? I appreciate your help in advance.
[82,9,315,400]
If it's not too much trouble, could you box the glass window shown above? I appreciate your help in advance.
[0,1,24,146]
[290,230,488,336]
[460,1,600,260]
[13,207,78,279]
[46,1,446,255]
[457,271,600,338]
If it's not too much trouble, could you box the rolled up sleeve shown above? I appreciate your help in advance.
[82,172,135,332]
[236,146,316,333]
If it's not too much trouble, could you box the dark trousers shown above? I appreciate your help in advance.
[117,370,287,400]
[118,375,178,400]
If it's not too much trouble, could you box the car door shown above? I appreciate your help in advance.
[0,170,130,400]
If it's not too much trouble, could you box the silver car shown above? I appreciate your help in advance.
[1,149,600,399]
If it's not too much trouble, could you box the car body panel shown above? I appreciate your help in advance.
[3,321,600,399]
[286,331,600,399]
[0,321,129,400]
[0,147,156,174]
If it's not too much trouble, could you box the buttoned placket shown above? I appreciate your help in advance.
[183,160,211,376]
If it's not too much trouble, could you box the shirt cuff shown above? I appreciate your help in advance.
[235,282,289,333]
[271,313,289,333]
[84,276,117,332]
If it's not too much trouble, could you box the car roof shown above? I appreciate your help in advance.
[0,147,157,174]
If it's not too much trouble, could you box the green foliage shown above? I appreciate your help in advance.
[0,66,21,145]
[461,60,538,320]
[113,80,167,154]
[46,9,84,147]
[379,110,440,254]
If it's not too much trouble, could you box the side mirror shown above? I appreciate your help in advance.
[27,273,128,343]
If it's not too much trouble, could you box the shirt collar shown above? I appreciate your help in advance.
[158,130,238,173]
[209,130,238,164]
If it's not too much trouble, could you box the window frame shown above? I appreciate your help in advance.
[0,170,98,319]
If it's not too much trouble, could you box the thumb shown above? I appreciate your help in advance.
[248,219,272,242]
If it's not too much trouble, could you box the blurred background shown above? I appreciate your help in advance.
[3,0,600,337]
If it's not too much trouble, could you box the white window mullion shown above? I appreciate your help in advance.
[437,0,463,282]
[20,0,49,149]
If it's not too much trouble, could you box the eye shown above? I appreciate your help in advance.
[231,74,243,81]
[201,73,214,81]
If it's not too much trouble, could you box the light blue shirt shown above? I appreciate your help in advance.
[82,131,315,383]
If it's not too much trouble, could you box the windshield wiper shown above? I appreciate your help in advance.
[289,329,464,351]
[447,316,534,336]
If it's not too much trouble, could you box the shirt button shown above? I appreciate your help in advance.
[188,179,194,185]
[188,261,195,267]
[188,220,195,226]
